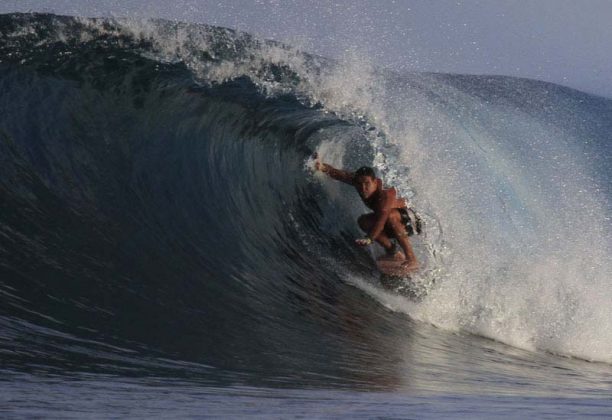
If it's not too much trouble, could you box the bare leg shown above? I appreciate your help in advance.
[385,211,419,271]
[357,211,419,271]
[357,214,395,253]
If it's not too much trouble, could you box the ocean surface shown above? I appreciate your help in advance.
[1,13,611,418]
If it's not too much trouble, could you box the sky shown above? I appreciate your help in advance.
[1,0,611,98]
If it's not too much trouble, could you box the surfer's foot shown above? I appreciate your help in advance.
[377,251,406,262]
[400,260,419,271]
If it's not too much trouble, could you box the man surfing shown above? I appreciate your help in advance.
[313,154,421,273]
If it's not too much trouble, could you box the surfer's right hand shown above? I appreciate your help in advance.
[355,238,372,247]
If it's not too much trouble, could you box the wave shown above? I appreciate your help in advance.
[1,12,611,381]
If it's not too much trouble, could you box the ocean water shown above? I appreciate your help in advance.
[1,13,611,418]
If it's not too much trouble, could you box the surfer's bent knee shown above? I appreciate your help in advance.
[385,210,405,233]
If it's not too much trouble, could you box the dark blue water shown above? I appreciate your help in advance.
[1,13,611,418]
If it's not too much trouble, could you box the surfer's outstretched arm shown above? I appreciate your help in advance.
[315,160,354,185]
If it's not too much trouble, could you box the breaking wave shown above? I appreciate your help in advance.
[1,13,611,385]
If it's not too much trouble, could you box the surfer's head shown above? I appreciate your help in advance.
[354,166,378,199]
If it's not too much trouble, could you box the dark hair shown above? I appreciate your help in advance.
[354,166,376,180]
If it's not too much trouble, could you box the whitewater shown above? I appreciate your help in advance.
[1,13,611,417]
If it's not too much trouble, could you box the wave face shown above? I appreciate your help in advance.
[1,12,611,389]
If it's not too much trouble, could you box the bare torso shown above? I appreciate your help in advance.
[360,178,407,212]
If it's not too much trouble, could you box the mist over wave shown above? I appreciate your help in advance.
[1,11,610,384]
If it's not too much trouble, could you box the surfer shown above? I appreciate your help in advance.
[314,154,421,271]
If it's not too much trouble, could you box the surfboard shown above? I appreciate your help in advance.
[376,258,414,277]
[376,258,425,299]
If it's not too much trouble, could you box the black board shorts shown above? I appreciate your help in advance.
[398,208,422,236]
